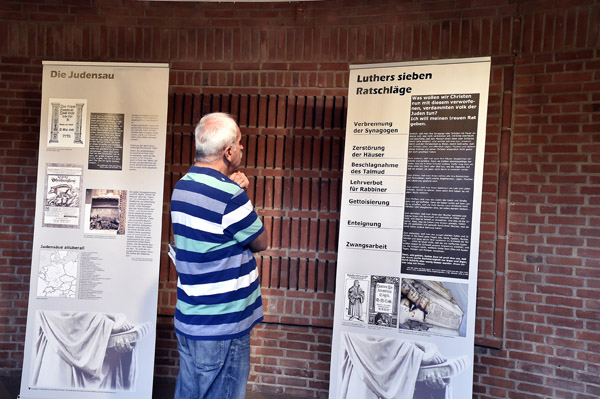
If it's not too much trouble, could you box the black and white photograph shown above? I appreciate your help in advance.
[84,189,127,235]
[30,310,151,391]
[399,278,468,337]
[338,332,470,399]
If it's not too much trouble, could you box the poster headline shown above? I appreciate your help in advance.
[355,71,433,96]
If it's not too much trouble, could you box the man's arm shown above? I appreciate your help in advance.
[247,229,268,252]
[229,171,267,252]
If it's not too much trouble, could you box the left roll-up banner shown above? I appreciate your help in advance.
[19,62,170,399]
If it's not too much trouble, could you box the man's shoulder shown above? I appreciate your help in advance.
[177,167,243,197]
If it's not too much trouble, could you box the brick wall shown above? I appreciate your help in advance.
[0,0,598,398]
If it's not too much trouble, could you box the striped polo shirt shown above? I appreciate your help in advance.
[170,166,264,340]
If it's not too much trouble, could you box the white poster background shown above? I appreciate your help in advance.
[20,62,169,399]
[329,58,490,399]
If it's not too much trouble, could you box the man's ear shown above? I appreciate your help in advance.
[224,145,233,162]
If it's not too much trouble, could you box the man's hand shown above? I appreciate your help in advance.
[229,171,249,189]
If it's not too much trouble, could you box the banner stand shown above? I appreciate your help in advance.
[328,58,491,399]
[20,61,169,399]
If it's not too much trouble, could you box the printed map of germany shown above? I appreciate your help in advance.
[37,250,78,298]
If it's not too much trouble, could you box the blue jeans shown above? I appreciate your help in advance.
[175,332,251,399]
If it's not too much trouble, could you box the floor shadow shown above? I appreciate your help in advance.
[1,375,304,399]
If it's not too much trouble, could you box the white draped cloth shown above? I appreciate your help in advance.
[31,311,136,390]
[340,333,424,399]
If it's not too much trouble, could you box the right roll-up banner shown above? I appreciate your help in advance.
[329,57,491,399]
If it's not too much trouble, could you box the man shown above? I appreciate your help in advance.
[170,112,268,399]
[347,279,364,321]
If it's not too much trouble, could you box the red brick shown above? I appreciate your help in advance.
[1,4,600,399]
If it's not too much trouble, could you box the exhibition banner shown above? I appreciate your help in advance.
[20,61,169,399]
[328,58,491,399]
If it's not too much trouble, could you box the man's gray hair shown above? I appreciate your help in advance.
[194,112,239,162]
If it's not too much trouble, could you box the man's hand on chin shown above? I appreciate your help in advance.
[229,171,249,189]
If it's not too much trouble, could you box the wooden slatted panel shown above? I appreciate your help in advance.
[162,92,346,300]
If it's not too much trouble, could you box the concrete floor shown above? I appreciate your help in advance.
[0,376,19,399]
[0,375,305,399]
